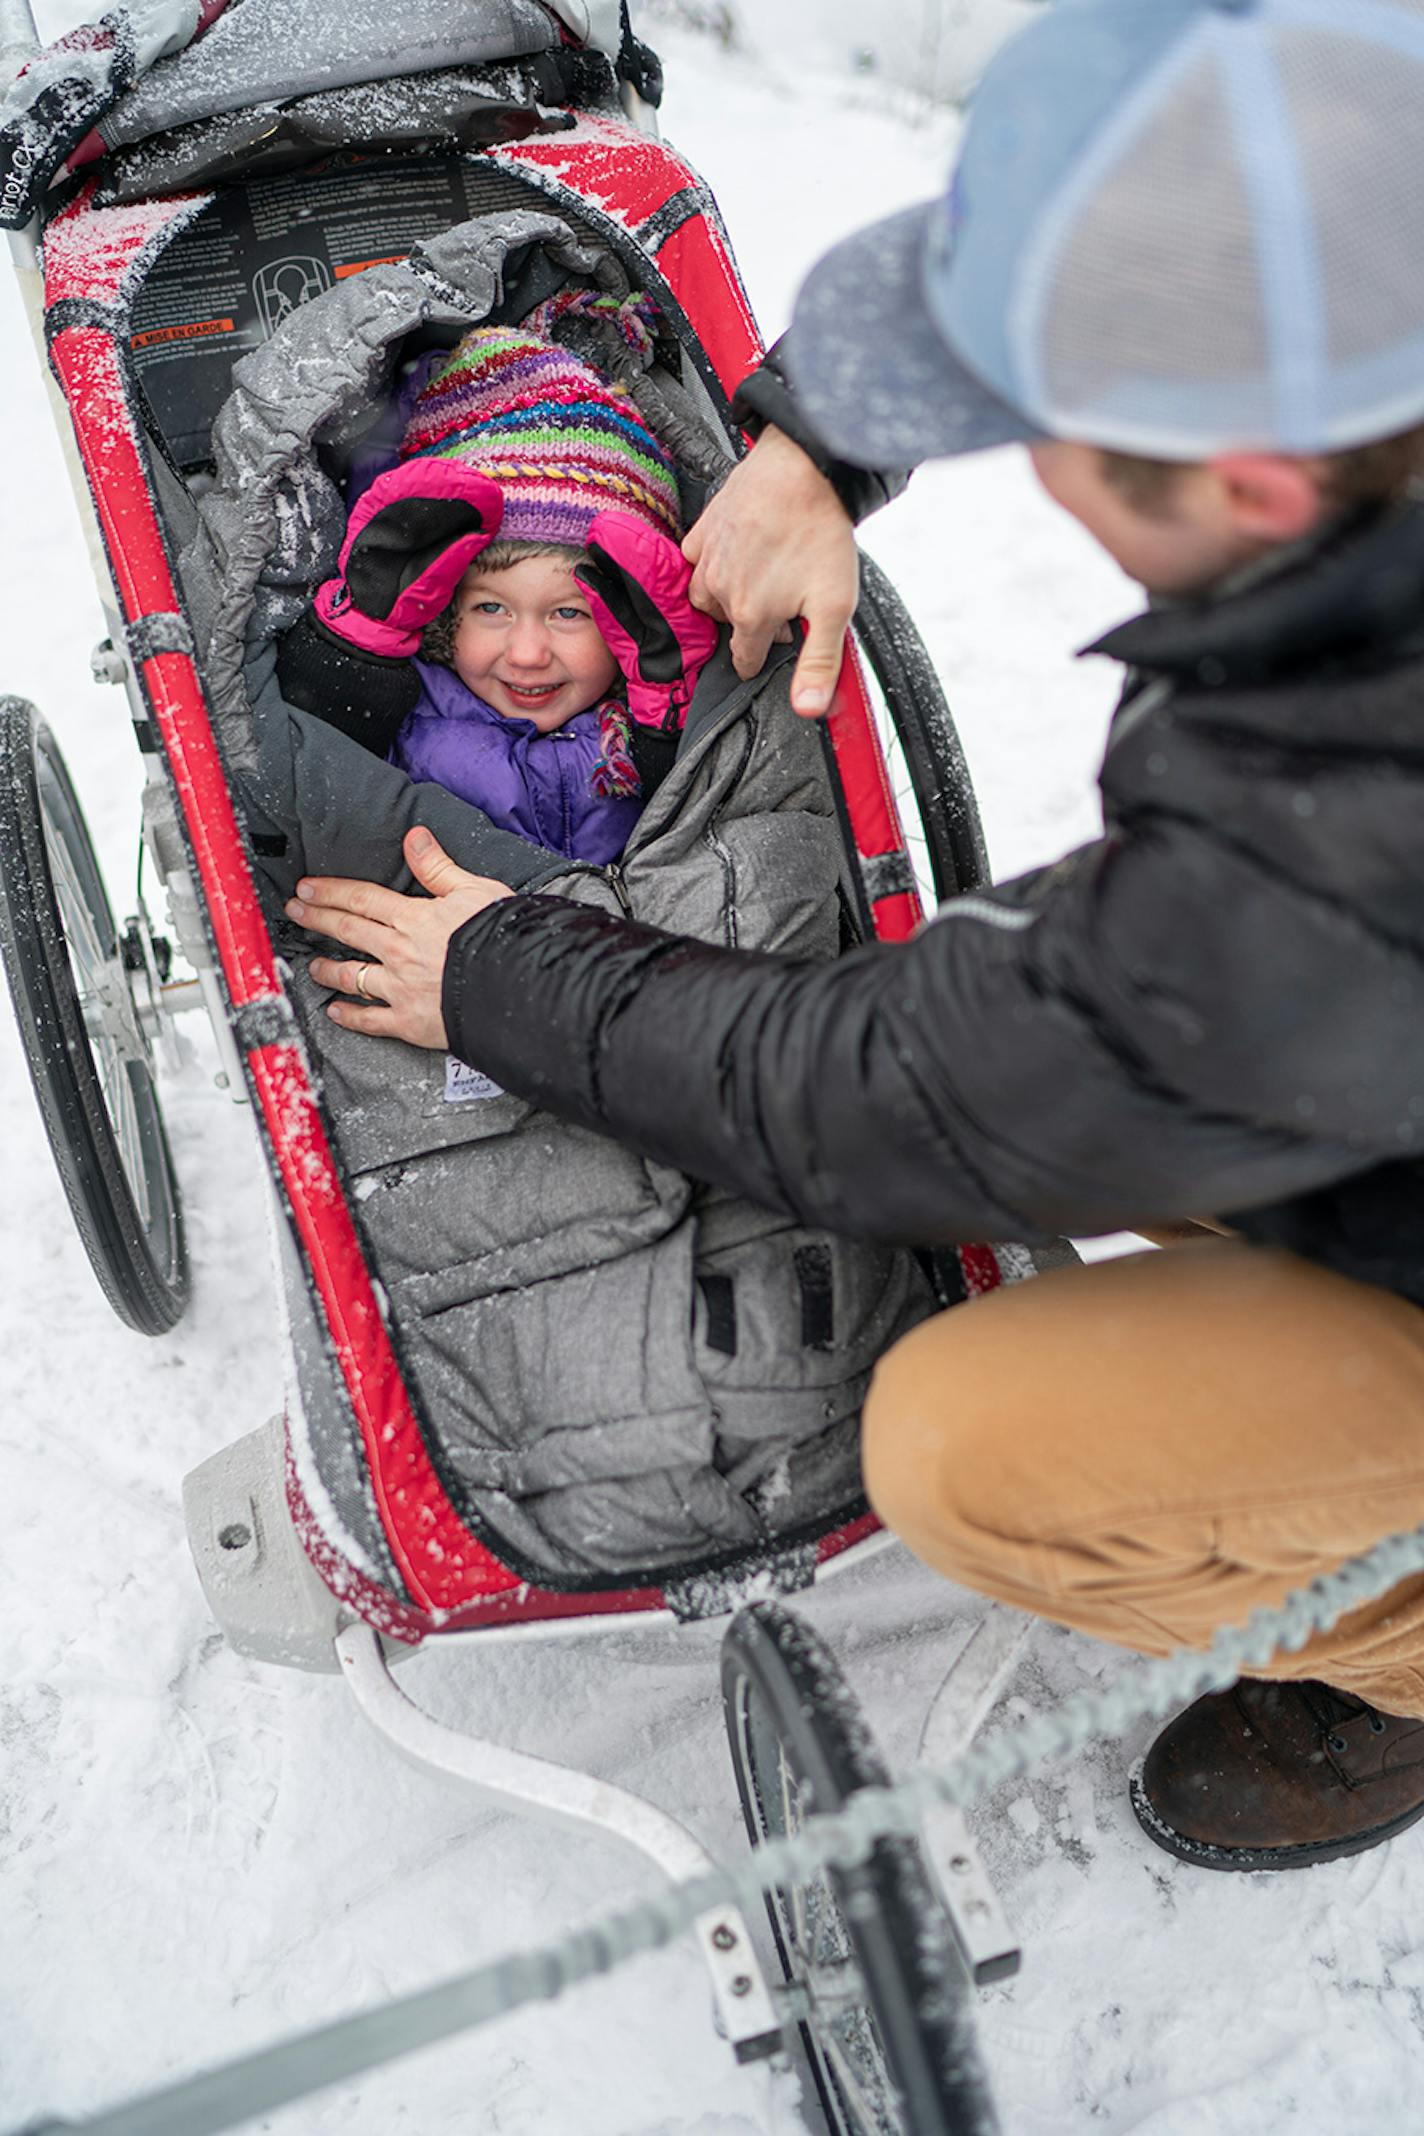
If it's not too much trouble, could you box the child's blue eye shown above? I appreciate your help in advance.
[554,606,590,622]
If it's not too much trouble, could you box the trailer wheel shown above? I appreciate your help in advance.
[0,700,188,1334]
[721,1603,999,2136]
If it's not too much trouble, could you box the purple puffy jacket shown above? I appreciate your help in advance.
[391,660,642,867]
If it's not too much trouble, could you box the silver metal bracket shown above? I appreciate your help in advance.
[922,1807,1021,1987]
[90,636,128,686]
[184,1419,351,1674]
[337,1621,782,2063]
[139,775,250,1101]
[916,1609,1030,1985]
[120,896,189,1074]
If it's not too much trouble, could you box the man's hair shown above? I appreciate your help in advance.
[420,539,584,666]
[1099,419,1424,518]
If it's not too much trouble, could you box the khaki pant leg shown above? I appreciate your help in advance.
[862,1242,1424,1717]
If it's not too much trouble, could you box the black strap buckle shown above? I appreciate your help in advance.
[617,1,665,106]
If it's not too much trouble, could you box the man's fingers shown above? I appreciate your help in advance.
[403,827,462,894]
[403,832,516,914]
[311,956,402,1032]
[728,618,777,681]
[309,954,387,999]
[325,998,401,1037]
[285,897,392,955]
[684,554,729,625]
[290,874,407,926]
[790,614,851,718]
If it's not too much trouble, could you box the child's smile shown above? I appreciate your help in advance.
[451,553,619,733]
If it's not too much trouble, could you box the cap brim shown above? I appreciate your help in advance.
[787,203,1044,469]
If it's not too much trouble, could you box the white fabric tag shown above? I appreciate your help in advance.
[443,1056,506,1104]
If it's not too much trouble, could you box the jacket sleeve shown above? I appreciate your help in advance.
[731,336,910,527]
[440,823,1411,1246]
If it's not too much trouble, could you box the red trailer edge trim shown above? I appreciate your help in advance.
[47,312,525,1615]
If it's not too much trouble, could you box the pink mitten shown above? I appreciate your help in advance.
[313,460,504,659]
[574,510,720,731]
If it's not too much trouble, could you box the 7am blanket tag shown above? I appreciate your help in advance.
[444,1056,506,1104]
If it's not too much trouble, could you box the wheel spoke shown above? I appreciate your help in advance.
[867,691,936,916]
[777,1748,818,1960]
[47,825,108,983]
[794,1954,867,2020]
[111,1062,152,1228]
[71,971,155,1225]
[823,2009,900,2136]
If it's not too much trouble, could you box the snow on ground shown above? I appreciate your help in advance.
[1,19,1421,2136]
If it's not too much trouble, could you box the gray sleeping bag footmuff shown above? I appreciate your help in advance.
[180,207,934,1580]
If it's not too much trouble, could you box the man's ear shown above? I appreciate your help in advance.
[1209,453,1330,544]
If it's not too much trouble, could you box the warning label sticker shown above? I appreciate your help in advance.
[132,317,235,348]
[334,256,407,279]
[127,155,480,466]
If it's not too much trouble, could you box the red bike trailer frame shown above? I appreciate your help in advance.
[40,114,1005,1645]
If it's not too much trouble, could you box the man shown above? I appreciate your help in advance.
[286,0,1424,1870]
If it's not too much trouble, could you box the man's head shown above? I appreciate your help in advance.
[1030,421,1424,593]
[787,0,1424,583]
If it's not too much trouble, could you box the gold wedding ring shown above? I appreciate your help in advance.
[354,962,373,1000]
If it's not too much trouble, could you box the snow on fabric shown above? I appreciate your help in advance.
[100,0,561,149]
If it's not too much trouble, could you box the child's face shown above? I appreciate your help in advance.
[449,554,619,733]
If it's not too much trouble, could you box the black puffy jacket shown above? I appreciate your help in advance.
[441,499,1424,1306]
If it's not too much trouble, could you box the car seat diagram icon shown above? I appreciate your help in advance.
[253,256,332,335]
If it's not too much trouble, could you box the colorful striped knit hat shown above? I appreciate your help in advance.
[399,324,681,547]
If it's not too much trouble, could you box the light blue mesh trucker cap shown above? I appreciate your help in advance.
[788,0,1424,467]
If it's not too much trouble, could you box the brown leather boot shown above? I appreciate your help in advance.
[1130,1678,1424,1870]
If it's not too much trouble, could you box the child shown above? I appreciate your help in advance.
[398,540,636,865]
[276,325,714,866]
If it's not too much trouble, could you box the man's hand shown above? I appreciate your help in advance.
[285,828,513,1049]
[683,425,859,716]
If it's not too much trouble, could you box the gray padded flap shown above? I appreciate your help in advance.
[544,3,626,59]
[104,0,560,148]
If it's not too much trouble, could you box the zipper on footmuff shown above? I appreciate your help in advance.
[532,855,634,917]
[603,860,633,916]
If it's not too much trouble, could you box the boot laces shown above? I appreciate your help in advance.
[1297,1680,1390,1748]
